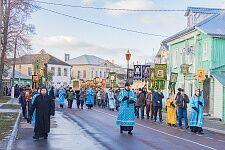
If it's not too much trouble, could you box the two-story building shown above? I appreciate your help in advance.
[164,7,225,121]
[66,54,126,81]
[12,51,71,87]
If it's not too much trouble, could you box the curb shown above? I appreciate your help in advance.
[203,127,225,135]
[6,111,21,150]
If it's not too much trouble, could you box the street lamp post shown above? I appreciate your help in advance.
[125,50,131,81]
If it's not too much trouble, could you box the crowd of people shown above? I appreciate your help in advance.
[16,82,205,140]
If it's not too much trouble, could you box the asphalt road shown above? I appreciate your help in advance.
[13,107,225,150]
[63,107,225,150]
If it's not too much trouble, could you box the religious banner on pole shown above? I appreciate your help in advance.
[133,65,142,80]
[128,69,134,84]
[154,64,167,90]
[109,72,116,88]
[142,65,150,81]
[170,72,178,83]
[154,64,167,80]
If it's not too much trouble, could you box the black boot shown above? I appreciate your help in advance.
[128,131,133,135]
[33,135,39,140]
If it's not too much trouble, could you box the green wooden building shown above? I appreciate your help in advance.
[164,7,225,121]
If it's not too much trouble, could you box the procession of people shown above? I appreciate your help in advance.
[16,80,205,141]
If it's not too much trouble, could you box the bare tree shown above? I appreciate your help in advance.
[0,0,38,96]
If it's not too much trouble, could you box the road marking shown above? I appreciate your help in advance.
[93,109,218,150]
[206,137,214,140]
[218,140,225,143]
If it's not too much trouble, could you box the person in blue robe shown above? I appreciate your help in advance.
[31,89,40,127]
[85,87,95,109]
[107,87,115,111]
[58,88,66,108]
[116,82,137,135]
[190,89,205,134]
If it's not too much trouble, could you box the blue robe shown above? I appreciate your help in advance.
[85,89,95,105]
[58,89,66,105]
[31,93,39,127]
[108,92,115,109]
[116,89,137,126]
[190,95,204,128]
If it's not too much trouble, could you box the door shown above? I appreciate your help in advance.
[203,78,210,113]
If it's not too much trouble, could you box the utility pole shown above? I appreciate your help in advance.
[0,0,4,96]
[12,37,17,87]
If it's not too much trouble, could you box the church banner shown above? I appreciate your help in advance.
[142,65,150,81]
[133,65,142,80]
[154,64,167,80]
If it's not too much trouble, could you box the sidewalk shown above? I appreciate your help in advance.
[0,98,21,150]
[13,111,104,150]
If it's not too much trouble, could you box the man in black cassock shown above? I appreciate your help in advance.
[30,87,55,140]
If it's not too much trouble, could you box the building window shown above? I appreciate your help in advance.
[57,67,61,76]
[104,72,106,78]
[57,82,61,85]
[51,67,55,76]
[77,71,81,79]
[187,46,193,65]
[28,67,32,76]
[180,48,184,65]
[100,71,102,78]
[64,68,68,76]
[95,71,98,77]
[63,82,67,86]
[83,70,86,78]
[202,42,208,61]
[173,49,178,68]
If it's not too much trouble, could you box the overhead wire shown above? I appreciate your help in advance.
[35,6,169,37]
[33,0,225,12]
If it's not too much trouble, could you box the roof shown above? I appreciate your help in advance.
[211,72,225,86]
[164,8,225,43]
[185,7,221,16]
[196,12,225,36]
[66,54,106,65]
[12,54,70,66]
[6,69,31,80]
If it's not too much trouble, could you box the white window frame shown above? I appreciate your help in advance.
[172,49,177,68]
[202,42,208,61]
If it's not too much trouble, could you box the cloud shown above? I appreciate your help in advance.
[139,14,181,26]
[104,0,154,16]
[81,0,94,5]
[223,0,225,8]
[31,35,152,67]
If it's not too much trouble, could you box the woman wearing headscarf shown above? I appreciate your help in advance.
[30,87,55,140]
[190,89,205,134]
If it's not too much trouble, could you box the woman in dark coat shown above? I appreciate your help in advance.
[30,87,54,140]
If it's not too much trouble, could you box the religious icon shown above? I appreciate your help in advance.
[170,73,178,83]
[157,70,164,78]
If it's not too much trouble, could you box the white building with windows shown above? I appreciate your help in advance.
[11,52,71,87]
[66,54,125,81]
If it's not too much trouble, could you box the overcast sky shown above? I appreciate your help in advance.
[29,0,225,67]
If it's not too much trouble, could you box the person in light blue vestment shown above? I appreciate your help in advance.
[58,88,66,108]
[107,87,115,111]
[31,89,40,127]
[85,87,95,109]
[190,89,205,134]
[116,82,137,135]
